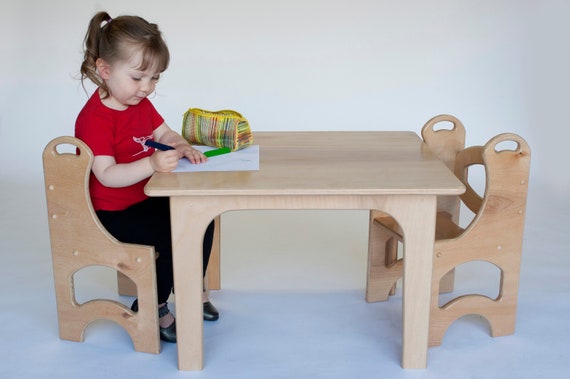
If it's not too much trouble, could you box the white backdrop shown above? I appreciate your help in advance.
[1,0,569,199]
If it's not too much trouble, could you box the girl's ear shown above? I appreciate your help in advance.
[96,58,111,80]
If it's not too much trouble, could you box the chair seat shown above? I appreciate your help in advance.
[434,211,464,240]
[373,211,464,242]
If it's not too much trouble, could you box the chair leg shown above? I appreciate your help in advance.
[428,265,519,347]
[55,266,160,354]
[55,281,88,343]
[429,308,516,347]
[366,221,403,303]
[205,215,221,290]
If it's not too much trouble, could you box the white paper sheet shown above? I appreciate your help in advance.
[173,145,260,172]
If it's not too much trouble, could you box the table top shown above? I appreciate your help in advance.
[145,131,465,197]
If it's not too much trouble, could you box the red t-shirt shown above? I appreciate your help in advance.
[75,91,164,211]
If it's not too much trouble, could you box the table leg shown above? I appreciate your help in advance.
[169,197,215,370]
[388,195,437,369]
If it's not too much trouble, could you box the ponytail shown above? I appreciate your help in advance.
[80,11,112,96]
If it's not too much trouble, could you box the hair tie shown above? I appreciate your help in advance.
[101,17,112,29]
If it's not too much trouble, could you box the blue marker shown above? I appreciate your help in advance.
[145,139,175,151]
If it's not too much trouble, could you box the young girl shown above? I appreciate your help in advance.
[75,11,219,343]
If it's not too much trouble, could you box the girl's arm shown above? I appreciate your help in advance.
[91,122,206,188]
[91,150,179,188]
[154,123,207,164]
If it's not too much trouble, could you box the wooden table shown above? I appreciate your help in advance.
[145,131,465,370]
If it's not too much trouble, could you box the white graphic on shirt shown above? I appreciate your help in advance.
[132,135,154,156]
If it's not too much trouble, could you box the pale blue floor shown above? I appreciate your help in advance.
[1,179,568,379]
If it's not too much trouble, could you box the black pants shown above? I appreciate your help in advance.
[96,197,215,304]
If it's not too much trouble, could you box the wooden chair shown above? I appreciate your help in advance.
[366,131,531,346]
[366,114,466,301]
[43,136,160,354]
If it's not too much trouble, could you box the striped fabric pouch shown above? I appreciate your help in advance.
[182,108,253,151]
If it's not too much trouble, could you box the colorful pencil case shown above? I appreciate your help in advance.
[182,108,253,151]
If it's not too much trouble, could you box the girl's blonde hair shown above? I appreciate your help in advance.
[80,11,170,98]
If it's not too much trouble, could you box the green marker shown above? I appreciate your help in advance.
[204,147,231,157]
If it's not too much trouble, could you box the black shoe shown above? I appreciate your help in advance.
[159,320,176,343]
[131,299,177,343]
[203,301,219,321]
[158,304,176,343]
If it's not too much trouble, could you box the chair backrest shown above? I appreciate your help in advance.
[421,114,466,222]
[43,136,118,253]
[454,133,531,241]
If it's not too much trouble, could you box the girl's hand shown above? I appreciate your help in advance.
[177,144,207,164]
[152,124,207,164]
[149,150,180,172]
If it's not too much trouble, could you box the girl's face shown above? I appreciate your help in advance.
[97,52,161,110]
